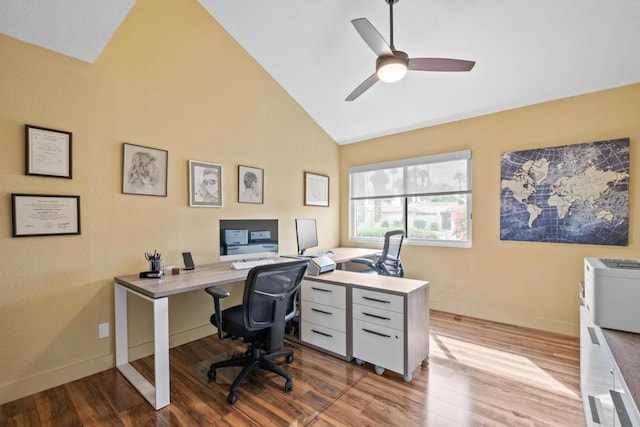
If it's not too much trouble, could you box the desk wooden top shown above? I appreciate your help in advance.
[114,261,249,298]
[114,247,383,299]
[326,247,380,264]
[601,328,640,414]
[305,269,429,295]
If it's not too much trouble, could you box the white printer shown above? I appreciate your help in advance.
[584,257,640,334]
[306,255,336,276]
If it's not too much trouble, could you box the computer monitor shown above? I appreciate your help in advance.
[295,219,318,256]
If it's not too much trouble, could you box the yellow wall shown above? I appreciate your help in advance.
[2,0,639,406]
[341,83,640,336]
[0,0,339,404]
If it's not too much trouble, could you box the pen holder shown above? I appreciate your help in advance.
[149,259,162,273]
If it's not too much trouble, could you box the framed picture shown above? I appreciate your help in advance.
[238,165,264,204]
[11,194,81,237]
[189,160,223,207]
[122,143,168,197]
[304,172,329,207]
[25,124,72,178]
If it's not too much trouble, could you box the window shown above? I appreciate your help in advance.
[349,150,472,247]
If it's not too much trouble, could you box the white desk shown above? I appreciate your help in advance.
[113,248,380,409]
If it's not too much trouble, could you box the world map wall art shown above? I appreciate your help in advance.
[500,138,629,245]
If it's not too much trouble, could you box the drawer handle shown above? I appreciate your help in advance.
[587,326,599,346]
[363,312,391,321]
[362,296,390,304]
[311,287,332,293]
[311,308,333,315]
[362,328,391,338]
[311,329,333,338]
[587,395,603,424]
[610,390,633,427]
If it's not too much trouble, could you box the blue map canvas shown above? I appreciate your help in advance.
[500,138,629,245]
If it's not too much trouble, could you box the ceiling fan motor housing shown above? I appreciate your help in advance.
[376,51,408,83]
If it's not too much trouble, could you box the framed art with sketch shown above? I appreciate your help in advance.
[122,143,168,196]
[238,165,263,204]
[189,160,223,207]
[304,172,329,207]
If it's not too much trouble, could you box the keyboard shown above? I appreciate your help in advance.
[231,258,276,270]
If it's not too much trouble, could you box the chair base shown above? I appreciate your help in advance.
[208,344,294,404]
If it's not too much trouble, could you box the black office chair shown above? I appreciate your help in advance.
[351,230,405,277]
[204,259,309,404]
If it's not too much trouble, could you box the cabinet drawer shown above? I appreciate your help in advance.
[353,288,404,313]
[353,303,404,331]
[301,322,347,357]
[353,319,404,375]
[302,281,346,309]
[302,301,346,332]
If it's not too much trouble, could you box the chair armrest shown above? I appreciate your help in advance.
[205,286,230,299]
[205,286,230,339]
[350,257,375,268]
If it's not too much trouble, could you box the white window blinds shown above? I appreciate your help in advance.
[349,150,471,200]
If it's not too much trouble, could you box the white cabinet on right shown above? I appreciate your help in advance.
[351,286,429,382]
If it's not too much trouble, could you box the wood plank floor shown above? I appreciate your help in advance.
[0,311,585,426]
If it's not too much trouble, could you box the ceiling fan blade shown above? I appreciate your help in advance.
[408,58,476,72]
[345,73,380,101]
[351,18,393,57]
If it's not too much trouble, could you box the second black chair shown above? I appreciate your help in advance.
[351,229,405,277]
[204,259,309,404]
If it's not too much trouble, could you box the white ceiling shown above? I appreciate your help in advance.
[2,0,640,145]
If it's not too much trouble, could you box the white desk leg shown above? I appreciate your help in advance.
[153,297,170,408]
[114,282,170,410]
[114,284,129,367]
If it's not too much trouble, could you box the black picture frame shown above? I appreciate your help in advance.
[122,143,168,197]
[25,124,72,179]
[11,193,81,237]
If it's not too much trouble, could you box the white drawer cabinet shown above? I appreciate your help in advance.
[353,289,404,376]
[352,287,428,382]
[300,280,349,359]
[580,295,640,426]
[299,270,430,381]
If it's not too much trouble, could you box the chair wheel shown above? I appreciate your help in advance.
[207,368,216,380]
[227,392,237,404]
[286,354,294,363]
[374,365,385,376]
[284,380,293,392]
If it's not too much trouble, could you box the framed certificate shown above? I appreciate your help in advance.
[11,194,81,237]
[25,125,72,178]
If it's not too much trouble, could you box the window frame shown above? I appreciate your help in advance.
[348,150,472,248]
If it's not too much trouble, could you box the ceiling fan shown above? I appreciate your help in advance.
[346,0,476,101]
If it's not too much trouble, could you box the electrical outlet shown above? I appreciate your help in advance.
[98,322,109,339]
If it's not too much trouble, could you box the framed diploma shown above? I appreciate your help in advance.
[25,124,72,178]
[11,194,81,237]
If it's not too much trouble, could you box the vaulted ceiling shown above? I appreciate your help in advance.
[2,0,640,144]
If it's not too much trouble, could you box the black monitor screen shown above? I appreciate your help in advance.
[295,219,318,256]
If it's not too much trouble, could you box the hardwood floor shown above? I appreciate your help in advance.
[0,311,584,426]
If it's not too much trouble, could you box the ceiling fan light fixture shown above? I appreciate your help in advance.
[376,53,408,83]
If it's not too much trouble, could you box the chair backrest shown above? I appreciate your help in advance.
[376,230,405,277]
[242,259,309,351]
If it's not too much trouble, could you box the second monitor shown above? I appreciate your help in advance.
[295,218,318,256]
